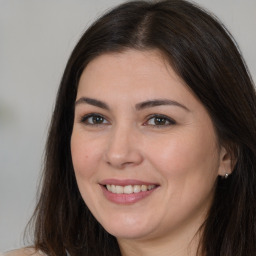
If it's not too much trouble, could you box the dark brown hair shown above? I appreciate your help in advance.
[28,0,256,255]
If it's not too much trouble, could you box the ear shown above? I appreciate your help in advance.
[218,146,233,178]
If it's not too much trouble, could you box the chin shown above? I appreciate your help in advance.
[99,216,157,240]
[106,227,153,240]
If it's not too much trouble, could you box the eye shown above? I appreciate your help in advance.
[80,114,109,125]
[145,115,176,127]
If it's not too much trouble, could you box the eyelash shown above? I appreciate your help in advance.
[80,113,109,126]
[144,114,176,127]
[79,113,176,127]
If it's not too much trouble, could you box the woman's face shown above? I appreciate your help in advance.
[71,49,229,243]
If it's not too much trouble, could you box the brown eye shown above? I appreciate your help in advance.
[154,117,169,125]
[146,115,176,126]
[91,115,104,124]
[81,114,109,125]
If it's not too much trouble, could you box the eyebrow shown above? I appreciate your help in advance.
[135,99,189,111]
[75,97,109,110]
[75,97,189,112]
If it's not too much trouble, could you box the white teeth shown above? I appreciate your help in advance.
[123,185,133,194]
[133,185,141,193]
[116,185,124,194]
[111,184,116,193]
[105,184,156,194]
[141,185,147,192]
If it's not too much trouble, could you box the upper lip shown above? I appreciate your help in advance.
[100,179,159,186]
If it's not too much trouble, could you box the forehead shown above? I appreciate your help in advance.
[76,49,203,115]
[77,49,187,96]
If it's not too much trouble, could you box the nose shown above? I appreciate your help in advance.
[103,125,143,169]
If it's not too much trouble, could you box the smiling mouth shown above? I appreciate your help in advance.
[104,184,157,194]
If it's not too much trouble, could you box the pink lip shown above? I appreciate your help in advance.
[99,179,159,205]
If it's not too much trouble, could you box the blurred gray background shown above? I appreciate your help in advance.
[0,0,255,252]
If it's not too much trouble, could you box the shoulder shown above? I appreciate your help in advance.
[1,248,46,256]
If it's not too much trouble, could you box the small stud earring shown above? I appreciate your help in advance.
[224,173,229,179]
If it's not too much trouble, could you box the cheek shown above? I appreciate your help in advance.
[147,128,220,181]
[70,132,103,210]
[146,130,219,222]
[70,131,102,182]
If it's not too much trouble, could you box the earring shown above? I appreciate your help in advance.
[224,173,229,179]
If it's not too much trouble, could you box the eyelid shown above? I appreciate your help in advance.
[78,112,176,127]
[80,113,110,125]
[144,114,176,126]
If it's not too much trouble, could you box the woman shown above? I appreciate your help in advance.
[4,0,256,255]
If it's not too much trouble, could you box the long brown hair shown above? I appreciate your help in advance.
[28,1,256,255]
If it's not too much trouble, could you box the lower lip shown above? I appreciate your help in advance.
[101,185,157,204]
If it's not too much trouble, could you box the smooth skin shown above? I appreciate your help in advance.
[71,49,232,256]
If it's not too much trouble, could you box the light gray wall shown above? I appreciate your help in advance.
[0,0,255,252]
